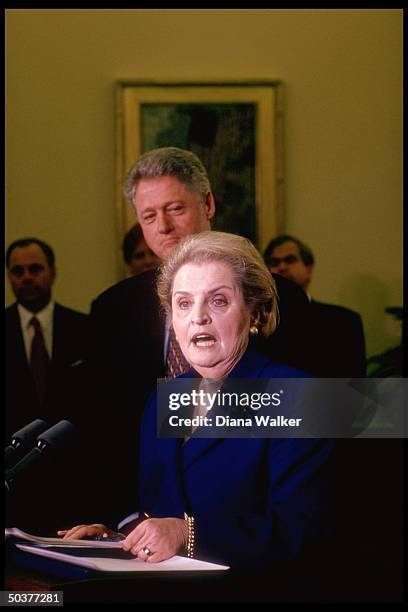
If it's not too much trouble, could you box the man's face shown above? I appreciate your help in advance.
[132,176,215,260]
[7,244,55,312]
[128,236,160,276]
[266,240,313,291]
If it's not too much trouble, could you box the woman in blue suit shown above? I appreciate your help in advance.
[60,231,332,570]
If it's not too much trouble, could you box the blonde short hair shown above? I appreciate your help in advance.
[157,231,278,336]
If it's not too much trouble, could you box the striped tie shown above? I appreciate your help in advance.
[165,326,190,379]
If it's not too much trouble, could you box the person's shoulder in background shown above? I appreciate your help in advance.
[311,300,362,324]
[54,302,89,321]
[309,300,366,377]
[91,268,159,313]
[254,274,312,373]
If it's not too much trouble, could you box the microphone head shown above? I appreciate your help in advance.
[11,419,49,445]
[37,420,76,450]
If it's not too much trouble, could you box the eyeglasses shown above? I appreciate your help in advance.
[267,255,299,267]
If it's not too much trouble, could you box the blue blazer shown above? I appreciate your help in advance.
[139,348,332,570]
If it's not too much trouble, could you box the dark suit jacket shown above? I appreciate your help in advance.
[5,302,90,532]
[308,300,366,378]
[5,302,89,438]
[139,348,332,569]
[85,269,313,525]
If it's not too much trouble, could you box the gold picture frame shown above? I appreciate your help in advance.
[116,81,284,277]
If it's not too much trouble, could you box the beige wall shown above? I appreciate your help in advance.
[5,8,402,358]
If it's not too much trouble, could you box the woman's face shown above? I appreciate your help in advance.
[171,261,251,379]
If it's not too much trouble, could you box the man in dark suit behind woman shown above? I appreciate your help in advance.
[85,148,314,528]
[5,237,90,531]
[263,234,366,378]
[264,234,402,600]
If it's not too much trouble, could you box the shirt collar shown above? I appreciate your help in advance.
[18,301,55,331]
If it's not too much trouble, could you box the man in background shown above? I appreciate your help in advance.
[5,237,90,531]
[263,234,366,378]
[122,223,160,277]
[262,239,403,606]
[6,237,90,437]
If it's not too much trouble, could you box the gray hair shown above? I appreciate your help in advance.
[123,147,211,205]
[157,231,278,336]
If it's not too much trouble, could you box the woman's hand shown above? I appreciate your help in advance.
[57,523,119,540]
[122,517,187,563]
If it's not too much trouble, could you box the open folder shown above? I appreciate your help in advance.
[5,528,230,575]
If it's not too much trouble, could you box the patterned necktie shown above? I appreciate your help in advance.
[165,326,190,379]
[30,316,50,405]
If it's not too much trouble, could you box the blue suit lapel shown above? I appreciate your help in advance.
[153,437,187,514]
[180,348,272,469]
[227,347,272,379]
[181,436,223,471]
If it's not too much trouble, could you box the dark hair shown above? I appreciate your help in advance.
[122,224,144,265]
[6,238,55,268]
[263,234,314,266]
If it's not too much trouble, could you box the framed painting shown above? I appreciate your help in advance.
[116,81,284,277]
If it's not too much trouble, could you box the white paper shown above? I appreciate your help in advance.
[5,527,122,548]
[15,543,230,572]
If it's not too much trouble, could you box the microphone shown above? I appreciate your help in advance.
[5,419,49,469]
[5,420,76,491]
